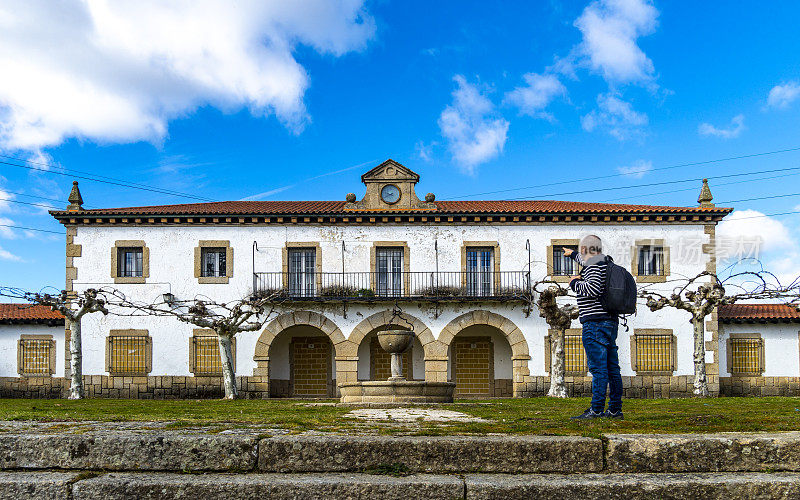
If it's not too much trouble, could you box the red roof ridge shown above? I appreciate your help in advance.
[0,303,65,323]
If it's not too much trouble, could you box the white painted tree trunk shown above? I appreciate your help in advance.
[547,328,568,398]
[691,317,709,397]
[217,332,238,399]
[68,318,83,400]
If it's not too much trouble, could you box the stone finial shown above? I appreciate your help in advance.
[697,178,714,207]
[345,193,357,203]
[67,181,83,211]
[425,192,435,203]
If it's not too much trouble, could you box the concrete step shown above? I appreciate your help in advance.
[3,471,800,500]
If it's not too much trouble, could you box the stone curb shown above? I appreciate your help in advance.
[0,471,78,500]
[605,432,800,472]
[259,434,602,473]
[464,472,800,499]
[0,434,259,472]
[4,471,800,500]
[71,472,464,500]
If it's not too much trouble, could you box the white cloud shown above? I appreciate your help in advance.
[504,73,566,119]
[0,217,15,239]
[0,188,14,212]
[617,159,652,178]
[717,209,793,255]
[416,141,435,162]
[698,114,745,139]
[581,93,647,140]
[438,75,509,174]
[0,1,375,151]
[0,245,20,261]
[574,0,659,86]
[767,81,800,109]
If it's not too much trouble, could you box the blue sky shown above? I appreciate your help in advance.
[1,0,800,291]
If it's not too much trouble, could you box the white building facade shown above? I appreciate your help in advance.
[8,158,773,399]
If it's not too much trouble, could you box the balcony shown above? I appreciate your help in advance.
[252,271,531,302]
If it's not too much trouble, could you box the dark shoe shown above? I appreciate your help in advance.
[570,408,604,420]
[604,410,624,419]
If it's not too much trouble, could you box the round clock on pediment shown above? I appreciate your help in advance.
[381,184,401,204]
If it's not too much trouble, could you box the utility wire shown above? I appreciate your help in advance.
[0,158,216,202]
[0,224,63,235]
[1,198,61,210]
[446,145,800,199]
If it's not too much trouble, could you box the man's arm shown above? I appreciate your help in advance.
[569,265,604,298]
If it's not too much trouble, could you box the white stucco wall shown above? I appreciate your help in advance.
[719,323,800,377]
[71,222,713,378]
[0,323,66,377]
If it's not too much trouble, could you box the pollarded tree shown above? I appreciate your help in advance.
[639,268,796,397]
[0,288,108,399]
[106,289,286,399]
[535,282,579,398]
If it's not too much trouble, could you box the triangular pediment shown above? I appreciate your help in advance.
[360,159,419,184]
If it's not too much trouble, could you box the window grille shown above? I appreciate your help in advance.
[201,247,227,277]
[552,246,579,276]
[19,338,52,375]
[730,338,762,374]
[635,334,673,372]
[564,335,587,373]
[193,335,222,375]
[376,247,404,297]
[288,248,316,297]
[637,245,664,276]
[466,247,493,296]
[109,335,148,375]
[118,247,144,277]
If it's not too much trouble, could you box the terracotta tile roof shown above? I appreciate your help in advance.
[718,303,800,323]
[0,304,65,324]
[51,199,731,217]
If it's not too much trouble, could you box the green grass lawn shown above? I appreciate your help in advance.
[0,397,799,436]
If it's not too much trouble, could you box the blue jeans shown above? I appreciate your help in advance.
[582,319,622,413]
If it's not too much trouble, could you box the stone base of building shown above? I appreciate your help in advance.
[516,375,700,398]
[0,376,270,399]
[721,376,800,397]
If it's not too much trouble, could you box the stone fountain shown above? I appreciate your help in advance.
[338,327,456,403]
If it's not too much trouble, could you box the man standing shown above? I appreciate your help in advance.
[563,235,623,419]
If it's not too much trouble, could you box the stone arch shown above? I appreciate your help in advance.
[349,310,435,382]
[252,311,357,394]
[434,310,530,397]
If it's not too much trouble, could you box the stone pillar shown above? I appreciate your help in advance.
[703,223,721,397]
[512,355,531,397]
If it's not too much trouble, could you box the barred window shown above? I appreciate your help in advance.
[634,333,674,372]
[117,247,144,277]
[201,248,226,278]
[107,331,151,376]
[564,334,587,373]
[18,336,55,376]
[552,245,579,276]
[729,336,764,374]
[637,245,664,276]
[190,331,235,375]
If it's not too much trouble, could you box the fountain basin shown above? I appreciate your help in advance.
[339,380,456,403]
[376,329,414,353]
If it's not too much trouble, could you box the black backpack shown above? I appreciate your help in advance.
[600,256,637,316]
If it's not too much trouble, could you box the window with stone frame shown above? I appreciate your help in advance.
[201,247,227,277]
[465,247,494,297]
[117,247,143,277]
[727,333,764,375]
[106,330,152,376]
[546,239,580,282]
[544,329,587,376]
[631,329,676,374]
[17,335,56,376]
[190,330,236,376]
[631,239,670,283]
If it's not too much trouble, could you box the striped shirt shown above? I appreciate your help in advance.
[568,253,617,324]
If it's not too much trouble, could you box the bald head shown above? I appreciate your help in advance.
[580,234,602,259]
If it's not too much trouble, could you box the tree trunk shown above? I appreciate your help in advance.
[217,332,238,399]
[68,317,83,400]
[691,316,709,397]
[547,328,568,398]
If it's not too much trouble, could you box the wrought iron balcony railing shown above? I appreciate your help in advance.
[252,271,531,301]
